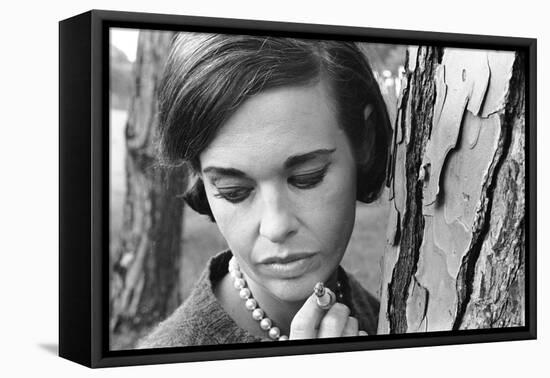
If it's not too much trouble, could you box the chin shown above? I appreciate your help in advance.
[269,274,322,303]
[273,289,310,303]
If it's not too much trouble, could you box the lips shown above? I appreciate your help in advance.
[258,252,319,278]
[259,252,317,265]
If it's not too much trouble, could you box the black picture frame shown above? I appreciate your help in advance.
[59,9,537,368]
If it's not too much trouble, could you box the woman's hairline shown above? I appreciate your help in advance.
[187,72,357,176]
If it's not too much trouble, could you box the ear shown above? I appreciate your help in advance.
[356,103,376,166]
[363,104,374,123]
[183,176,216,223]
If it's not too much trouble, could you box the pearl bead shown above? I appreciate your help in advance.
[268,327,281,339]
[228,258,238,270]
[230,269,243,279]
[278,335,289,341]
[252,308,264,320]
[234,278,246,290]
[239,288,251,299]
[260,318,272,330]
[245,298,257,310]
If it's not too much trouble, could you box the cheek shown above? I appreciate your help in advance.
[204,189,256,257]
[322,172,357,246]
[298,158,357,254]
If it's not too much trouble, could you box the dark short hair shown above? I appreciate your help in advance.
[157,33,391,221]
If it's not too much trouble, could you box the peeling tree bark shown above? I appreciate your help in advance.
[458,55,526,329]
[378,46,525,333]
[109,31,187,348]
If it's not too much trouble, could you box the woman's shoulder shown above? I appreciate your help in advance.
[136,250,260,349]
[135,295,217,349]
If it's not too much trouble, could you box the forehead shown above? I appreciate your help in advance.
[199,81,347,173]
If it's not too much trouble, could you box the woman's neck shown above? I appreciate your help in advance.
[213,267,340,338]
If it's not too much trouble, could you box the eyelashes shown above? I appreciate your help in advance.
[213,164,330,204]
[287,165,329,189]
[214,186,253,203]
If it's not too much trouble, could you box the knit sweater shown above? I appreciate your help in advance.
[137,250,379,348]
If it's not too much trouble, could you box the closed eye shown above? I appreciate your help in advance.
[214,186,253,203]
[288,164,330,189]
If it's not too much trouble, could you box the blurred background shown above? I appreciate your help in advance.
[109,28,407,349]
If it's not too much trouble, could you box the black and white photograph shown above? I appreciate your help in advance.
[106,26,528,351]
[4,0,547,375]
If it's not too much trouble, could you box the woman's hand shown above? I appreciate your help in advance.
[289,292,368,339]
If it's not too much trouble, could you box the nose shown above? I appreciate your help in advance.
[258,187,299,243]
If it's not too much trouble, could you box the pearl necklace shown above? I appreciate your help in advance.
[228,256,344,341]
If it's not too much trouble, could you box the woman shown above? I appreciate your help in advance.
[138,32,391,347]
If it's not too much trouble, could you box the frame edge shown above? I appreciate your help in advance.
[59,11,93,368]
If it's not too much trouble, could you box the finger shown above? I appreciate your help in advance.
[342,316,359,337]
[289,293,327,340]
[317,303,351,338]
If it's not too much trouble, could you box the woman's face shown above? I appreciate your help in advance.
[199,80,357,302]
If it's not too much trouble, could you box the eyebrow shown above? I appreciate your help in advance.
[202,148,336,180]
[283,148,336,169]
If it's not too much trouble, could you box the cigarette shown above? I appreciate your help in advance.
[314,282,336,310]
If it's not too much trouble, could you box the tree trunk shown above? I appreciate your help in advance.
[110,31,186,348]
[378,46,525,333]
